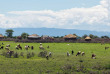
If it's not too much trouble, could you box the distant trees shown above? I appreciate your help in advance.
[82,34,87,39]
[89,34,99,39]
[5,29,14,38]
[21,33,29,39]
[101,36,109,39]
[81,34,99,39]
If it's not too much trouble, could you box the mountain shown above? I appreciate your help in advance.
[0,28,110,37]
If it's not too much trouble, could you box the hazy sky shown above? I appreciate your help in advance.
[0,0,110,32]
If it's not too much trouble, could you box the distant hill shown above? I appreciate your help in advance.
[0,28,110,37]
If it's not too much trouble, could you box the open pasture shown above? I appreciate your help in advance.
[0,41,110,74]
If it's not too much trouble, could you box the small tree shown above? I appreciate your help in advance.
[5,29,14,38]
[21,33,29,39]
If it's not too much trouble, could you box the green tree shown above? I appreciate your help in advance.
[5,29,14,38]
[101,36,109,39]
[82,34,87,39]
[89,34,94,38]
[93,35,99,39]
[73,34,77,36]
[21,33,29,39]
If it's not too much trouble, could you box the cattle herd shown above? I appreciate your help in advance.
[1,42,106,60]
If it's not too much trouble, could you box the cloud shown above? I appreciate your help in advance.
[0,0,110,32]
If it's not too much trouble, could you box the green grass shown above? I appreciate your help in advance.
[0,41,110,74]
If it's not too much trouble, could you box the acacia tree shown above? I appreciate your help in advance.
[21,33,29,39]
[5,29,14,38]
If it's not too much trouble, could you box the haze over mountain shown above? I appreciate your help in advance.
[0,28,110,37]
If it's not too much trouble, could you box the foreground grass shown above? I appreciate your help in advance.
[0,41,110,74]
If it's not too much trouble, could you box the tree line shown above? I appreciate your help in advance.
[3,29,110,39]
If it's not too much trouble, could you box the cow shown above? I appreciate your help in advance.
[6,44,10,47]
[25,45,29,50]
[5,47,9,51]
[91,54,96,59]
[49,52,52,57]
[7,51,14,57]
[31,46,34,50]
[47,46,49,48]
[81,52,85,56]
[39,46,44,50]
[71,50,74,55]
[67,52,70,57]
[105,47,109,50]
[76,51,81,56]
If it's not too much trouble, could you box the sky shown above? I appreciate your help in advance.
[0,0,110,32]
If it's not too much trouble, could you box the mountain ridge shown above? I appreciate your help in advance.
[0,28,110,37]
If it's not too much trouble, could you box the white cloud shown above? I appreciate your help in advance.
[0,0,110,32]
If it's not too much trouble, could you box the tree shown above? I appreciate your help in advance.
[82,34,87,39]
[89,34,94,39]
[89,34,99,39]
[73,34,77,36]
[21,33,29,39]
[93,35,99,39]
[101,36,109,39]
[5,29,14,38]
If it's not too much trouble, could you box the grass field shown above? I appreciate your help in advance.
[0,41,110,74]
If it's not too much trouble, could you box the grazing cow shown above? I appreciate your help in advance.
[7,51,14,57]
[81,52,85,56]
[15,46,19,50]
[39,46,44,50]
[1,46,4,49]
[67,52,70,57]
[46,55,49,60]
[25,45,29,50]
[5,47,9,50]
[91,54,96,59]
[19,46,22,50]
[47,46,49,48]
[40,43,42,45]
[49,52,52,57]
[31,46,34,50]
[6,44,10,47]
[17,44,20,47]
[71,50,74,55]
[76,51,81,56]
[105,47,109,50]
